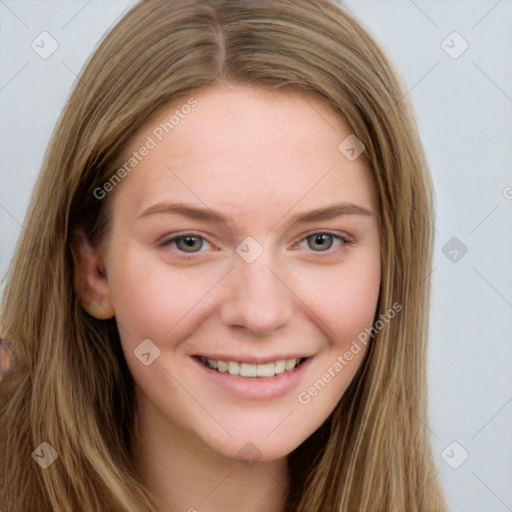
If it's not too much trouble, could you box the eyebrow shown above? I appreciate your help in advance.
[138,201,374,234]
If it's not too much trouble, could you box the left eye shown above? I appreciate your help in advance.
[298,232,348,252]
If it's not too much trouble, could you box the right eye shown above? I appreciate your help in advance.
[159,233,215,257]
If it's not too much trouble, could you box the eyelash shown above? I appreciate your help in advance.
[158,231,352,259]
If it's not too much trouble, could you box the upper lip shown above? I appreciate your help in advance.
[194,354,311,364]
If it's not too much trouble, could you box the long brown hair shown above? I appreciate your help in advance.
[0,1,446,510]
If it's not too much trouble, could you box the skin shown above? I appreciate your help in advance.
[73,83,381,512]
[0,339,14,375]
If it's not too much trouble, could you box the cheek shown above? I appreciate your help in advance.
[303,251,381,343]
[335,270,380,342]
[106,248,218,346]
[294,256,380,419]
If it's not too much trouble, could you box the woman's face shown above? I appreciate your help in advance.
[94,84,380,461]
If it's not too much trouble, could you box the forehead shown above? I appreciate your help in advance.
[111,84,375,226]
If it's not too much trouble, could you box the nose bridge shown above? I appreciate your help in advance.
[220,246,293,333]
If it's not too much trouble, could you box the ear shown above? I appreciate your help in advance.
[0,338,16,376]
[70,230,115,320]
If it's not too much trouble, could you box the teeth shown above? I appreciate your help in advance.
[285,359,297,371]
[274,360,285,374]
[240,363,258,377]
[201,357,301,378]
[228,361,240,375]
[217,360,228,373]
[257,362,275,377]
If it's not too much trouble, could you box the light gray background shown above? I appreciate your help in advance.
[1,1,511,510]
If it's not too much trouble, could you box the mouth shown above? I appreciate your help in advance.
[191,354,314,401]
[194,356,310,378]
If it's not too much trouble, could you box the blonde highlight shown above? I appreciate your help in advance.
[1,1,446,510]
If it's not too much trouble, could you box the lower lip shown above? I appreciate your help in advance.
[192,357,313,401]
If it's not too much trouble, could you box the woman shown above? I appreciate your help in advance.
[0,1,447,510]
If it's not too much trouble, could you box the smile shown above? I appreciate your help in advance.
[197,356,308,378]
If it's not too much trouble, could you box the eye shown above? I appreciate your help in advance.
[307,233,335,251]
[160,233,213,254]
[296,232,350,253]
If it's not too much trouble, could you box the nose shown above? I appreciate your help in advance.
[220,251,294,335]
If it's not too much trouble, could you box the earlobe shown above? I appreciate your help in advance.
[70,230,115,320]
